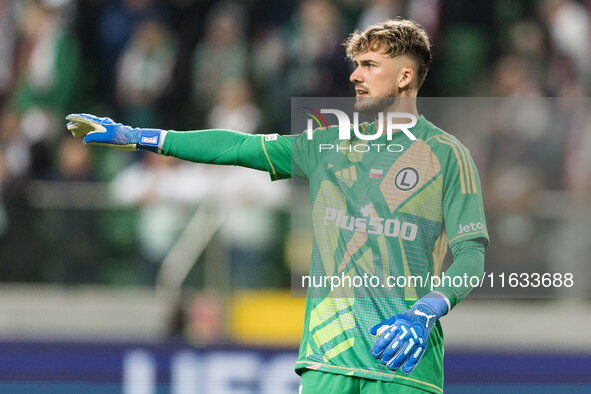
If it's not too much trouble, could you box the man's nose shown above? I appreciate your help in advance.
[350,67,363,83]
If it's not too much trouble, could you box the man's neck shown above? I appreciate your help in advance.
[374,96,419,132]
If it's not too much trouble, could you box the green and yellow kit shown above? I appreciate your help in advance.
[162,115,489,393]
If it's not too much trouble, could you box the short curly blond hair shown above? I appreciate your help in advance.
[344,19,432,88]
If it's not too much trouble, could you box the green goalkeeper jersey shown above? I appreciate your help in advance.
[258,116,488,393]
[161,115,488,393]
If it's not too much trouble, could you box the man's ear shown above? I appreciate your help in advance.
[398,66,414,90]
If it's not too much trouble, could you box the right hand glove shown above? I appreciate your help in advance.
[369,292,449,374]
[66,113,163,152]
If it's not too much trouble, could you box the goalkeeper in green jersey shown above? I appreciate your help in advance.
[68,19,488,394]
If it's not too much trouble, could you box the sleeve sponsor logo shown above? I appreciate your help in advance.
[457,221,486,234]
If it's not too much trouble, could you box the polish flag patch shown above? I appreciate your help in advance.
[369,169,383,178]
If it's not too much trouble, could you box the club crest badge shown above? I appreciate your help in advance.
[394,167,419,191]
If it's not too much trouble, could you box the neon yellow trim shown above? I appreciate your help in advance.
[437,134,479,194]
[469,155,477,192]
[439,134,472,193]
[322,337,355,362]
[260,136,277,179]
[294,361,444,393]
[450,136,478,193]
[309,297,353,330]
[398,176,443,222]
[434,136,466,194]
[312,181,345,275]
[425,134,439,143]
[312,311,355,348]
[456,138,472,194]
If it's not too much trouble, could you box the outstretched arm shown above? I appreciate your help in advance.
[161,129,291,180]
[66,113,291,180]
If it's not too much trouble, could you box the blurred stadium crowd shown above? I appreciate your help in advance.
[0,0,591,297]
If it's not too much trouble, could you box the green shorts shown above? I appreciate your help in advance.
[299,370,434,394]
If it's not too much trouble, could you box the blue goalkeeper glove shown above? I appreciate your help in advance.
[66,113,164,152]
[370,292,449,374]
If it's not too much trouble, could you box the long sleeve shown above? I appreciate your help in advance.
[161,129,292,180]
[433,239,485,310]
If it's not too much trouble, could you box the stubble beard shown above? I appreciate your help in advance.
[353,86,399,116]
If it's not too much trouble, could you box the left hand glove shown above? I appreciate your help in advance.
[369,292,449,374]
